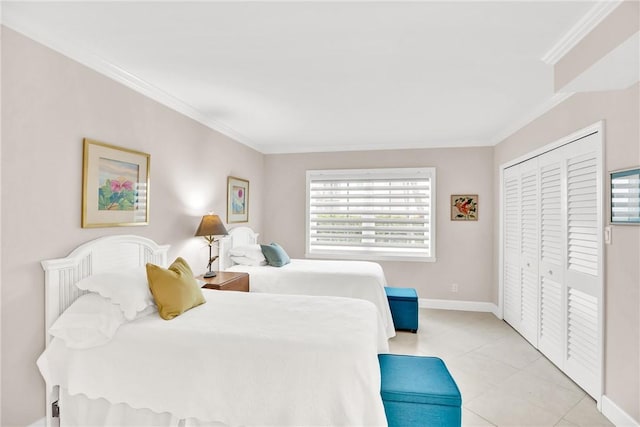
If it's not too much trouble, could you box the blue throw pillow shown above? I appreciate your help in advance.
[260,243,291,267]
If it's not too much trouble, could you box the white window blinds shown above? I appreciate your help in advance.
[611,168,640,224]
[306,168,435,262]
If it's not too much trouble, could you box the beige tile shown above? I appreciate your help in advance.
[416,330,488,360]
[563,396,614,427]
[415,339,471,360]
[473,332,542,370]
[439,325,506,348]
[448,368,496,403]
[555,419,579,426]
[446,352,520,387]
[387,342,421,356]
[388,330,421,355]
[523,357,586,395]
[462,407,496,427]
[463,318,514,341]
[424,309,497,330]
[420,308,466,326]
[465,387,563,426]
[496,370,585,417]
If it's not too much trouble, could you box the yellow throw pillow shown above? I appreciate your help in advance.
[146,257,205,320]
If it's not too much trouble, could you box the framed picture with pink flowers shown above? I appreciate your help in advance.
[451,194,478,221]
[82,138,150,228]
[227,176,249,223]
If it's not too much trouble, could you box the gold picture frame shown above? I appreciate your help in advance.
[227,176,249,223]
[82,138,150,228]
[451,194,478,221]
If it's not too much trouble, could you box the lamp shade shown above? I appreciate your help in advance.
[194,214,229,237]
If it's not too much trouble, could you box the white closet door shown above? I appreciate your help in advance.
[538,146,566,367]
[503,165,522,329]
[519,159,539,346]
[563,132,602,399]
[502,126,603,401]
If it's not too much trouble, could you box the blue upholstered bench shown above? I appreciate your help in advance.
[385,287,418,332]
[379,354,462,427]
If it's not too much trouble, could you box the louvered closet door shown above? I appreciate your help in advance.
[537,147,567,368]
[502,127,603,401]
[563,132,602,399]
[518,159,539,346]
[503,165,522,329]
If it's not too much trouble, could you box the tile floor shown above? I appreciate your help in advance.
[388,308,614,427]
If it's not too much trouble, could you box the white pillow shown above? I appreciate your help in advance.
[229,244,266,262]
[230,256,267,266]
[49,293,126,349]
[134,304,158,319]
[75,267,153,320]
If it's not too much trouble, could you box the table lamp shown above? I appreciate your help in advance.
[194,214,229,278]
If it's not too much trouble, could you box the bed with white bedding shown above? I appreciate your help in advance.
[38,235,389,427]
[219,227,396,339]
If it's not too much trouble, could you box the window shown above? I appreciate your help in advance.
[611,168,640,224]
[306,167,436,262]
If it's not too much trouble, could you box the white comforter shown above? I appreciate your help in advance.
[38,290,389,427]
[227,259,396,338]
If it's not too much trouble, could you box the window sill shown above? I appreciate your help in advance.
[305,252,436,263]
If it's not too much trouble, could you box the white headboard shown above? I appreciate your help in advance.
[40,235,168,426]
[218,226,259,270]
[41,235,170,345]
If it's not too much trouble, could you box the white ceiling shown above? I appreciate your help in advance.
[2,1,610,154]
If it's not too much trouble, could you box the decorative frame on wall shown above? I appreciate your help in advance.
[610,167,640,224]
[227,176,249,223]
[82,138,150,228]
[451,194,478,221]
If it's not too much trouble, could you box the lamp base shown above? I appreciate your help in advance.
[203,271,217,278]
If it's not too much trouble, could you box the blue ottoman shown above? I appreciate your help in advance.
[379,354,462,427]
[385,287,418,332]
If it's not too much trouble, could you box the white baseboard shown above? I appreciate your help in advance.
[419,298,500,317]
[601,395,639,427]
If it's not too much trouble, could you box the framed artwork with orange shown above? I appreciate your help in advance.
[451,194,478,221]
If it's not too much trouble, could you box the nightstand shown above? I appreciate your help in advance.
[197,271,250,292]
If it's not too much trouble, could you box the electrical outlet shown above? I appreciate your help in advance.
[451,283,459,293]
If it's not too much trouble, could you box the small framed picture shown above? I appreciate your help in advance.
[227,176,249,223]
[451,194,478,221]
[82,138,150,228]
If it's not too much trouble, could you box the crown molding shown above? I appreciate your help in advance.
[260,138,490,155]
[1,14,261,153]
[541,1,623,65]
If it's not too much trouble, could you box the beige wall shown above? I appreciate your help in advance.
[263,147,495,303]
[493,83,640,421]
[1,27,265,426]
